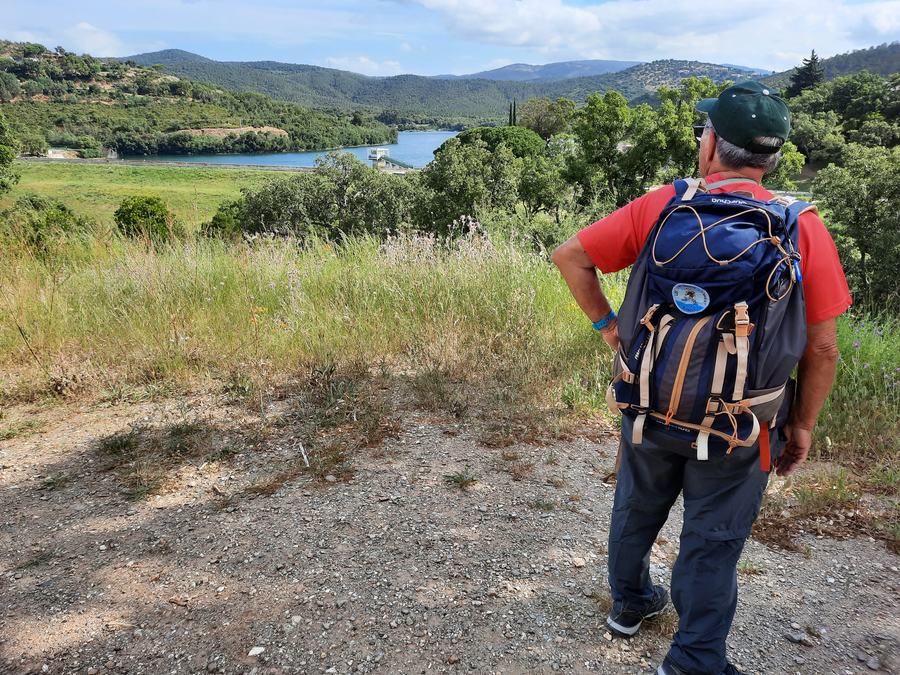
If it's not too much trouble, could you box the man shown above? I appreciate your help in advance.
[552,82,851,675]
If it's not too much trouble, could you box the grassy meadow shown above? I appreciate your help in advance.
[1,161,283,228]
[0,228,897,470]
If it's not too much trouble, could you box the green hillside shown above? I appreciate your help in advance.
[763,42,900,90]
[0,41,396,156]
[127,44,900,125]
[125,50,762,124]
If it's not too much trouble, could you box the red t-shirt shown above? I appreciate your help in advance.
[576,174,852,324]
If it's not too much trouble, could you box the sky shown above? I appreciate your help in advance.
[5,0,899,76]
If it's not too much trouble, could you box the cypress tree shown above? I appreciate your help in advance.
[512,99,517,126]
[787,50,825,97]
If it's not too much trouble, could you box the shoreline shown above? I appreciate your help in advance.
[16,156,414,173]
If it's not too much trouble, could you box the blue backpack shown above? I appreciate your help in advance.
[606,177,813,468]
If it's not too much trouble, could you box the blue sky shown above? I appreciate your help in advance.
[6,0,899,76]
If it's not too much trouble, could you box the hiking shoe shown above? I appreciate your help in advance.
[606,584,669,637]
[656,659,746,675]
[656,661,688,675]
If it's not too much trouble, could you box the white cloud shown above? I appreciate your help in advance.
[392,0,900,70]
[324,54,404,75]
[63,21,126,56]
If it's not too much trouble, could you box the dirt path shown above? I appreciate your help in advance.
[1,396,897,675]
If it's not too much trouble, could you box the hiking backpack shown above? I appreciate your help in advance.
[606,177,814,469]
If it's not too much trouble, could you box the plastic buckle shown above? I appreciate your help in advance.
[734,302,752,337]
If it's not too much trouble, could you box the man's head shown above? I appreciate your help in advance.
[695,81,791,176]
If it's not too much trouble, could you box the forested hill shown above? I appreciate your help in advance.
[124,51,758,123]
[763,42,900,90]
[433,59,643,81]
[0,41,396,157]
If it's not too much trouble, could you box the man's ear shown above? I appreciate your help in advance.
[704,131,717,167]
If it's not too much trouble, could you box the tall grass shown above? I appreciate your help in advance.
[0,231,896,462]
[0,231,621,403]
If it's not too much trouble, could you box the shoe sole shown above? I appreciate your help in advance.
[606,607,664,637]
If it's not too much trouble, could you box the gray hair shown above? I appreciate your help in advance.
[704,119,782,173]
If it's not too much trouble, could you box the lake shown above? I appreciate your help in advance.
[132,130,458,169]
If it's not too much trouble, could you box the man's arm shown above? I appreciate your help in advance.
[551,236,619,350]
[775,318,840,476]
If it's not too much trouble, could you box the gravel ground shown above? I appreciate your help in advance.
[1,395,897,675]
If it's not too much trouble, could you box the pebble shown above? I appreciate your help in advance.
[866,656,881,670]
[573,557,586,568]
[248,646,265,657]
[784,632,814,647]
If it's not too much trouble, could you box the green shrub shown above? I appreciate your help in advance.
[453,125,546,158]
[0,193,92,252]
[77,147,104,159]
[114,195,182,242]
[16,131,48,156]
[201,198,245,239]
[205,152,420,242]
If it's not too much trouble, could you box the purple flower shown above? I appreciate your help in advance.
[863,363,870,369]
[852,340,860,349]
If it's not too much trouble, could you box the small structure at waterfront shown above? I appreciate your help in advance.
[368,147,415,172]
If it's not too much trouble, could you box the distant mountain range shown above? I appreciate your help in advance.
[124,43,899,124]
[432,59,643,81]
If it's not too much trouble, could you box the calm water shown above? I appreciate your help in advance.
[133,130,458,169]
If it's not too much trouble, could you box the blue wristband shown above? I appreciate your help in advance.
[592,309,617,332]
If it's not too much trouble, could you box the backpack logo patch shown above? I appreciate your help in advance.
[672,283,710,314]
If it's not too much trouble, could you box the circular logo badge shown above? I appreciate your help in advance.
[672,283,710,314]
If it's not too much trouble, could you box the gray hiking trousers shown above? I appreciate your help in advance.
[608,414,785,674]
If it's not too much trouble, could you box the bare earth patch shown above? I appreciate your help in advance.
[0,393,897,675]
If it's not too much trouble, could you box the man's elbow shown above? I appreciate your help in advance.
[806,321,839,363]
[810,341,840,362]
[550,243,567,268]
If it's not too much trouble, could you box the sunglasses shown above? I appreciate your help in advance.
[692,124,706,145]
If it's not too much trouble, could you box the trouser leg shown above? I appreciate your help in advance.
[666,442,773,674]
[608,416,685,608]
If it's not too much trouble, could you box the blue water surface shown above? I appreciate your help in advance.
[132,130,458,169]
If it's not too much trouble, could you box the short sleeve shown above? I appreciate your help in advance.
[798,212,852,324]
[576,186,676,274]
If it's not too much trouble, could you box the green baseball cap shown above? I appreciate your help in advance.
[696,81,791,153]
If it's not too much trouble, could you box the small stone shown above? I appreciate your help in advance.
[794,656,805,665]
[826,576,835,584]
[248,646,265,657]
[790,622,801,630]
[784,632,806,644]
[604,632,613,641]
[324,475,337,483]
[448,655,459,664]
[573,557,586,568]
[866,656,880,671]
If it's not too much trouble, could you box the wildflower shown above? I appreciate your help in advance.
[852,340,860,349]
[863,363,870,369]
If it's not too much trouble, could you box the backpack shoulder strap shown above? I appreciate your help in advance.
[675,177,705,201]
[784,200,816,244]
